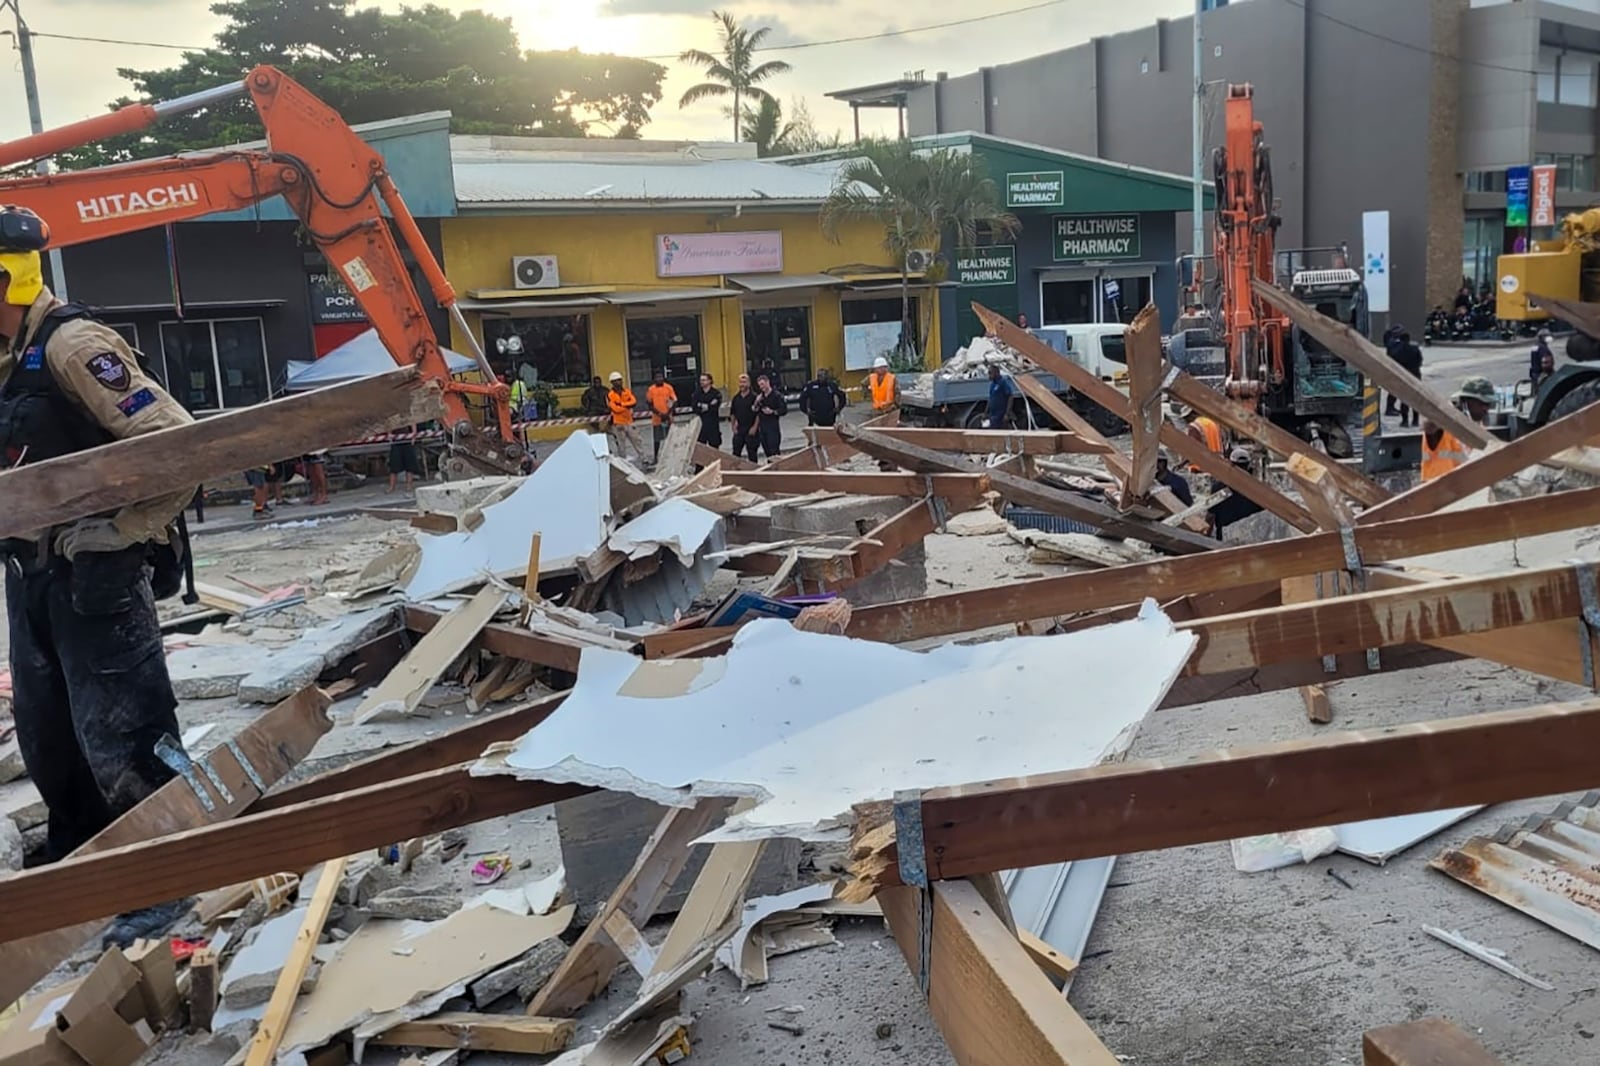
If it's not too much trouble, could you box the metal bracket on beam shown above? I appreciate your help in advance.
[923,477,949,534]
[225,739,269,795]
[1313,570,1337,674]
[1576,563,1600,691]
[197,754,235,807]
[893,788,933,996]
[1160,364,1182,391]
[1339,525,1381,671]
[154,734,215,813]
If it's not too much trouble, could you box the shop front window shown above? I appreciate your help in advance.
[1042,279,1096,326]
[1099,275,1153,324]
[158,317,270,412]
[743,306,812,394]
[625,314,702,402]
[842,296,921,344]
[484,314,592,388]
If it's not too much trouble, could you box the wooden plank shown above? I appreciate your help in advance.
[1362,1017,1504,1066]
[722,470,989,497]
[0,685,332,1007]
[878,879,1119,1066]
[1168,367,1390,507]
[838,423,1217,555]
[654,419,699,480]
[1019,929,1077,984]
[602,911,657,976]
[1284,453,1357,529]
[1161,643,1462,710]
[369,1013,576,1055]
[356,588,507,724]
[693,442,755,471]
[1179,563,1587,677]
[0,767,587,943]
[843,483,1600,645]
[638,625,744,660]
[244,857,348,1066]
[1299,682,1333,725]
[804,425,1110,456]
[1251,279,1495,450]
[0,367,436,539]
[529,798,726,1017]
[974,304,1318,532]
[410,512,457,535]
[188,948,219,1033]
[667,460,723,498]
[868,696,1600,886]
[523,532,542,595]
[1359,392,1600,523]
[844,499,941,588]
[1121,304,1165,506]
[403,603,583,675]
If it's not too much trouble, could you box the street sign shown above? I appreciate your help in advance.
[1362,210,1390,314]
[1103,279,1121,302]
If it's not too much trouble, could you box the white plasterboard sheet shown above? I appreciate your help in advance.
[1334,807,1484,865]
[714,882,835,980]
[403,432,611,600]
[477,603,1194,843]
[279,902,574,1056]
[607,498,722,566]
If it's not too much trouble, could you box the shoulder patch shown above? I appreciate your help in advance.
[21,345,42,371]
[116,388,156,418]
[86,352,132,392]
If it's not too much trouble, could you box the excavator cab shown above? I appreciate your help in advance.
[1289,268,1366,413]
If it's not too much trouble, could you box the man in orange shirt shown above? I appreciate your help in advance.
[645,368,678,463]
[606,371,645,464]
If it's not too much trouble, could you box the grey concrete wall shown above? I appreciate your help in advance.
[1459,1,1538,169]
[986,43,1100,155]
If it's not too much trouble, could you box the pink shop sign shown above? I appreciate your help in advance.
[656,231,783,277]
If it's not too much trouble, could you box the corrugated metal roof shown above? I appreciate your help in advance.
[1431,794,1600,950]
[454,158,845,206]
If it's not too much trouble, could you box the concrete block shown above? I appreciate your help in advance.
[769,494,928,605]
[469,937,566,1008]
[365,885,460,921]
[413,475,522,519]
[166,644,260,699]
[236,608,396,704]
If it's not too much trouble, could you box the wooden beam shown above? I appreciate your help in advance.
[0,767,588,943]
[693,442,755,471]
[1284,453,1357,529]
[838,423,1217,555]
[864,696,1600,886]
[1121,304,1165,507]
[803,425,1109,456]
[368,1013,576,1055]
[1179,563,1589,677]
[188,948,219,1033]
[1359,392,1600,523]
[877,879,1119,1066]
[1019,929,1077,984]
[355,588,506,725]
[843,484,1600,645]
[846,498,941,586]
[1167,367,1390,507]
[243,857,348,1066]
[1251,279,1495,450]
[403,604,585,674]
[721,470,989,498]
[1363,1017,1504,1066]
[974,304,1319,532]
[1160,643,1463,710]
[0,367,437,539]
[0,685,332,1006]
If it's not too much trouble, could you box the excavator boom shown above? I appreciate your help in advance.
[0,66,516,472]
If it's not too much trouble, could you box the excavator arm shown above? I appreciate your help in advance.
[0,66,518,474]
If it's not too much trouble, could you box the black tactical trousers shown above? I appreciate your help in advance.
[6,545,180,859]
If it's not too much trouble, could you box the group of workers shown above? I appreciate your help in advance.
[589,355,901,467]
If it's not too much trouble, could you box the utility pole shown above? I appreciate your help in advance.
[1190,0,1205,291]
[9,0,67,299]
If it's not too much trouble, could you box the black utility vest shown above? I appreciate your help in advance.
[0,304,116,467]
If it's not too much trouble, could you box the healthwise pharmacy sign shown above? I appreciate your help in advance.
[954,245,1017,286]
[1006,171,1064,208]
[1053,213,1142,262]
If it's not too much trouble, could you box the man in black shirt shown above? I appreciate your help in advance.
[1208,448,1264,538]
[729,372,759,462]
[754,372,786,460]
[798,368,846,427]
[1393,332,1423,428]
[580,375,609,420]
[1154,453,1192,507]
[690,373,722,449]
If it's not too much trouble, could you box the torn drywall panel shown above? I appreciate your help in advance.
[1334,807,1484,865]
[476,604,1194,843]
[606,499,722,567]
[403,433,612,601]
[714,883,834,987]
[278,903,574,1057]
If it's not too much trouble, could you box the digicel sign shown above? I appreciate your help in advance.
[1531,164,1558,227]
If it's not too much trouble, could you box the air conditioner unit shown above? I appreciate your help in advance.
[904,248,934,273]
[512,255,561,290]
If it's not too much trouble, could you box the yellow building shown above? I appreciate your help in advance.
[440,139,937,417]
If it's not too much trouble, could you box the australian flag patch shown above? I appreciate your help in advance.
[20,345,42,371]
[116,388,155,418]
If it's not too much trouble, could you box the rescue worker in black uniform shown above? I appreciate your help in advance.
[0,209,197,944]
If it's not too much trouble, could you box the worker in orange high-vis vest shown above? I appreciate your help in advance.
[605,371,645,465]
[868,356,898,412]
[1421,376,1491,481]
[1182,409,1225,472]
[644,367,678,463]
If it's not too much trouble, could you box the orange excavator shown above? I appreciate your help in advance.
[0,65,520,475]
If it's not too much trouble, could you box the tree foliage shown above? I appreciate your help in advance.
[741,96,844,158]
[58,0,666,168]
[820,138,1019,359]
[677,11,791,143]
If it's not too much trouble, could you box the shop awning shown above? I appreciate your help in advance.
[458,296,607,312]
[837,270,926,285]
[605,287,739,306]
[728,273,843,293]
[465,285,616,300]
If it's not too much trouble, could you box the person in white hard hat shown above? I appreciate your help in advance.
[868,355,897,414]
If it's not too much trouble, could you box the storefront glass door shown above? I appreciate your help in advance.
[743,305,812,394]
[625,314,701,402]
[1041,278,1096,326]
[1099,274,1153,324]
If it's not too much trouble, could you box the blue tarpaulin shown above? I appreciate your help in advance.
[283,328,477,391]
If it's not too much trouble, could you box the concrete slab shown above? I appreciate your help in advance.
[236,607,395,704]
[413,475,521,519]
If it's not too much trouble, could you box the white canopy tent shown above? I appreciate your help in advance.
[284,328,478,391]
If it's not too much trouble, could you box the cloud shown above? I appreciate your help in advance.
[599,0,716,15]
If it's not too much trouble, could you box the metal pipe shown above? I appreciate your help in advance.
[1191,0,1205,279]
[151,80,247,119]
[10,5,67,298]
[449,302,497,382]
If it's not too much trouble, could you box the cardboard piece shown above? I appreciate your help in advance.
[0,949,156,1066]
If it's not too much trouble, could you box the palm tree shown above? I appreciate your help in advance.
[820,138,1019,363]
[677,11,792,143]
[742,97,797,157]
